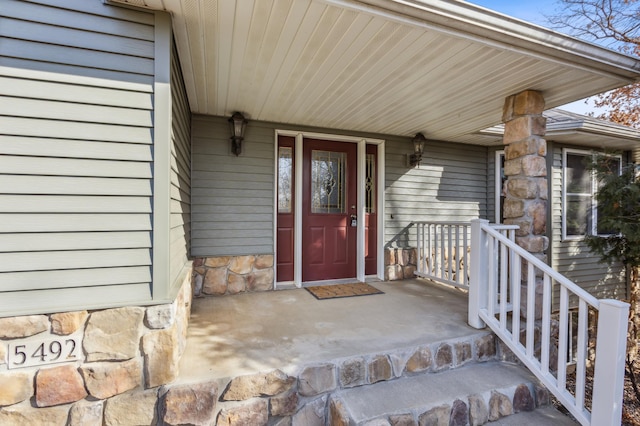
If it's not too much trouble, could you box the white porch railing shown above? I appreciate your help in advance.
[468,219,629,426]
[414,221,517,290]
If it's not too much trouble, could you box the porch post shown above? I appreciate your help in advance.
[469,219,489,328]
[591,299,629,425]
[502,90,548,318]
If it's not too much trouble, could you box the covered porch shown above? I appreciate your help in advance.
[173,220,627,425]
[176,278,577,424]
[178,279,482,383]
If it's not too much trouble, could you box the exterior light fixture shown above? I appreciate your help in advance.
[228,112,248,156]
[409,132,426,167]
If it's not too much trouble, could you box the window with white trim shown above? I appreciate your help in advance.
[562,149,622,240]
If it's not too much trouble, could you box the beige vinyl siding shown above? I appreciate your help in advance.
[169,39,192,291]
[385,139,488,246]
[191,116,275,257]
[0,0,155,316]
[549,142,627,302]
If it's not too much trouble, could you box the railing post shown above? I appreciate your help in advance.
[469,219,489,329]
[591,299,629,425]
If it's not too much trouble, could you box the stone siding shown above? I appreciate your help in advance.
[0,274,192,425]
[502,90,548,320]
[193,255,275,296]
[384,248,417,281]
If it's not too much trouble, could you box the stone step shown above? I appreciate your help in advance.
[488,406,579,425]
[329,361,565,425]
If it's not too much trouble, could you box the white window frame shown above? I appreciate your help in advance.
[562,148,622,241]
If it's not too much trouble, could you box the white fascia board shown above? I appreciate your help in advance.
[328,0,640,82]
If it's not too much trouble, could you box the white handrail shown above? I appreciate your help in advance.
[468,219,628,426]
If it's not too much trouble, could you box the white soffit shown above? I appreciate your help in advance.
[110,0,640,144]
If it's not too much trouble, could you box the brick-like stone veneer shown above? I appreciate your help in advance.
[502,90,548,261]
[0,273,193,425]
[192,255,275,296]
[193,250,418,295]
[384,247,417,281]
[192,251,419,289]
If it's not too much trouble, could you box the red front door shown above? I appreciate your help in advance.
[302,139,357,281]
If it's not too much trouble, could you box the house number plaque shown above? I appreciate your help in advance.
[7,335,81,369]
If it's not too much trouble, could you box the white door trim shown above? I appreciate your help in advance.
[274,129,385,288]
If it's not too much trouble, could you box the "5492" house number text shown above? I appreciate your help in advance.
[7,336,81,369]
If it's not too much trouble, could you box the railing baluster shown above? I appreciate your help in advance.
[526,263,535,358]
[541,274,551,373]
[423,224,428,274]
[453,225,460,284]
[447,225,453,282]
[440,225,445,281]
[434,225,440,279]
[499,240,508,330]
[558,286,569,390]
[511,250,521,346]
[427,224,432,276]
[463,226,468,287]
[575,299,588,411]
[487,235,496,318]
[494,237,500,311]
[416,223,423,275]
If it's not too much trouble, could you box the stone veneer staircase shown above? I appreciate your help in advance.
[203,331,577,425]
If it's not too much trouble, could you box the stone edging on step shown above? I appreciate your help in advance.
[168,331,504,424]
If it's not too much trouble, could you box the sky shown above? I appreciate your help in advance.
[467,0,558,26]
[466,0,605,116]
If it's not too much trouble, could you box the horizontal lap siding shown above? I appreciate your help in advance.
[550,143,626,304]
[385,138,488,246]
[191,117,274,257]
[192,117,488,255]
[0,0,155,315]
[169,39,191,288]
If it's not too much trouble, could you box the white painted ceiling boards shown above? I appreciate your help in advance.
[110,0,640,144]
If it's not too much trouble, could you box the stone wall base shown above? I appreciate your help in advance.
[0,271,193,424]
[193,255,275,296]
[193,250,420,293]
[384,248,417,281]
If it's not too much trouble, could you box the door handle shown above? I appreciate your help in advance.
[350,215,357,227]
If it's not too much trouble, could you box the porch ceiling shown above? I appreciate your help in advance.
[112,0,640,144]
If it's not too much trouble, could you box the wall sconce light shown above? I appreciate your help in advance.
[408,132,426,167]
[228,112,248,156]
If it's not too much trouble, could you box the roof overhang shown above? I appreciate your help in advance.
[480,109,640,150]
[109,0,640,143]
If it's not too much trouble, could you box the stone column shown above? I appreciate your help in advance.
[502,91,547,320]
[502,90,548,261]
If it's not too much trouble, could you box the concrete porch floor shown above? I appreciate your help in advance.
[177,279,488,384]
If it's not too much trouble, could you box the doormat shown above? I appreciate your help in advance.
[305,283,384,300]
